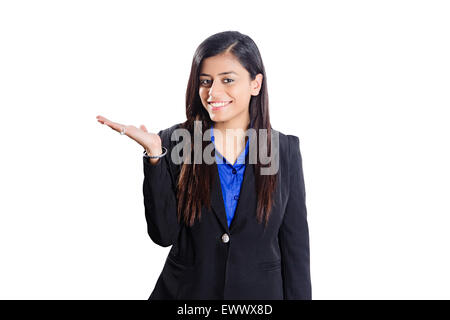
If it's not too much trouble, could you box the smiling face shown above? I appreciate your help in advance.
[199,52,263,129]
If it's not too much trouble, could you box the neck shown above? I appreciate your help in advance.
[212,113,251,157]
[213,113,251,138]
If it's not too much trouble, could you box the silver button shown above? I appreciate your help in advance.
[221,233,230,243]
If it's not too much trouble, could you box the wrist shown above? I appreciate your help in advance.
[143,146,168,158]
[144,145,162,157]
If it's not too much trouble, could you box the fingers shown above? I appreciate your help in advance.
[140,124,148,133]
[96,115,128,134]
[96,115,155,150]
[96,115,110,125]
[96,115,152,149]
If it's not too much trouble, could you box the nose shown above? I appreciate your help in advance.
[208,79,225,98]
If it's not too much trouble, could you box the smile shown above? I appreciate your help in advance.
[209,101,232,110]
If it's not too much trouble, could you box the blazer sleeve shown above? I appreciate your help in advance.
[142,125,181,248]
[278,135,312,300]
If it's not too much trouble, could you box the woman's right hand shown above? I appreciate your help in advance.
[96,115,163,164]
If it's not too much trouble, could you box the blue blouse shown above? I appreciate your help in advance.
[210,125,250,228]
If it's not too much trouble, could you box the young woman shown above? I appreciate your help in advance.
[96,31,311,300]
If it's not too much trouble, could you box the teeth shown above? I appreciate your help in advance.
[209,101,230,107]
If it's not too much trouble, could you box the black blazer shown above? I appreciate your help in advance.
[143,123,311,300]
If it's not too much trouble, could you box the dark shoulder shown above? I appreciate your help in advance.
[270,128,300,157]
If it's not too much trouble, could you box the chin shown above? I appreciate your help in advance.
[207,110,227,120]
[209,115,226,123]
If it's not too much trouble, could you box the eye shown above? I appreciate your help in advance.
[199,78,234,86]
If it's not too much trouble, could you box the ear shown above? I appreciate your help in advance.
[250,73,263,96]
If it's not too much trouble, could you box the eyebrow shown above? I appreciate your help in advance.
[199,71,238,77]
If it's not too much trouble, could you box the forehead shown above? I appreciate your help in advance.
[199,53,245,76]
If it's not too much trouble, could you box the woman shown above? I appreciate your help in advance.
[96,31,311,300]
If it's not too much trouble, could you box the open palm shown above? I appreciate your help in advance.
[96,115,162,156]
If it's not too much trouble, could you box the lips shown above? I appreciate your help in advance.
[208,101,232,110]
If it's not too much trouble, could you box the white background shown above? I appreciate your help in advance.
[1,0,449,300]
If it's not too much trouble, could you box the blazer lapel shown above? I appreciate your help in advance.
[229,161,256,232]
[210,163,230,233]
[210,151,256,233]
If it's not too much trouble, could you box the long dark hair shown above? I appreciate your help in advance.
[176,31,277,228]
